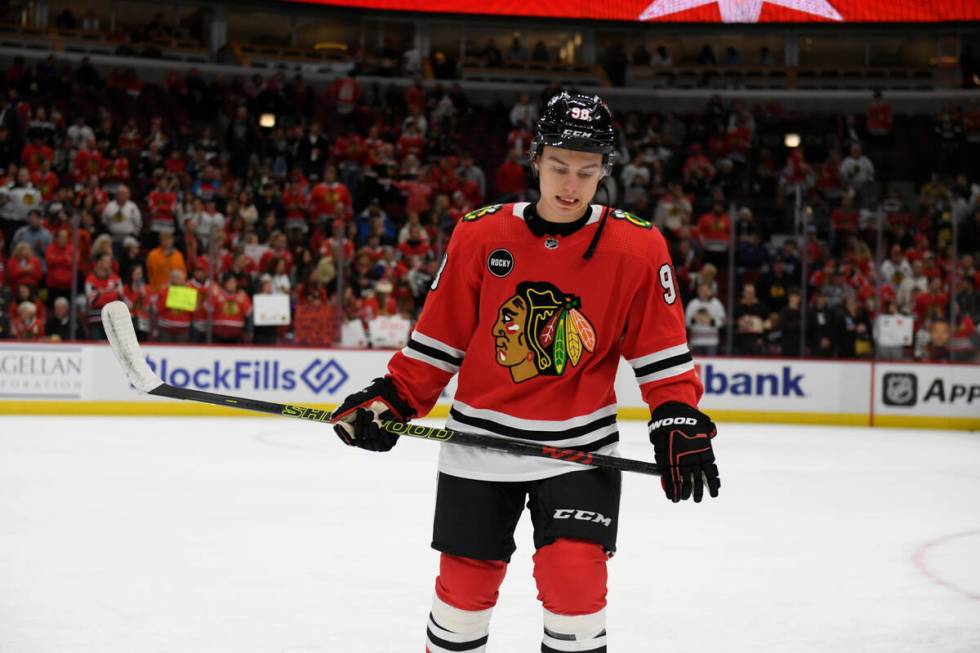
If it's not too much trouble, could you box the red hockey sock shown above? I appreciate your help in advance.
[434,554,507,611]
[427,555,507,652]
[533,538,608,615]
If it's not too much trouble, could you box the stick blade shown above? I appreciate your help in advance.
[101,300,162,394]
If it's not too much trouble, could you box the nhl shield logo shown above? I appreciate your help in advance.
[882,373,917,407]
[544,237,559,250]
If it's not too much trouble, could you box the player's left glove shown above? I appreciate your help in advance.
[330,376,415,452]
[649,402,720,503]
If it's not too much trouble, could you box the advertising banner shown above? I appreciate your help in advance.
[1,342,976,429]
[0,344,87,399]
[613,356,870,423]
[288,1,980,23]
[91,343,392,404]
[874,362,980,429]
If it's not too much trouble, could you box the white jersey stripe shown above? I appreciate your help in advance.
[635,359,695,385]
[401,346,460,374]
[627,342,690,369]
[412,329,466,359]
[451,400,617,432]
[446,416,619,448]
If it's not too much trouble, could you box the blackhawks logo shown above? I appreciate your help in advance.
[492,281,596,383]
[462,204,503,223]
[610,208,652,229]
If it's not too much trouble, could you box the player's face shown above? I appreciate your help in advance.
[535,146,604,222]
[492,295,530,367]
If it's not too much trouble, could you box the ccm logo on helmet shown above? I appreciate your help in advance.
[650,416,698,430]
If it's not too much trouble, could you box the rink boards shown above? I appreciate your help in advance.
[0,342,977,430]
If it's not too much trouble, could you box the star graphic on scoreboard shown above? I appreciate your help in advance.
[640,0,842,23]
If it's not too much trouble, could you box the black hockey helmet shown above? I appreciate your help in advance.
[529,92,617,174]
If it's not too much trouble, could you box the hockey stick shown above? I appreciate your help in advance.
[100,301,660,476]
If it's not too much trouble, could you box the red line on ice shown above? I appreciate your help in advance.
[911,530,980,601]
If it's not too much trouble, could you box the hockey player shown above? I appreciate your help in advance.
[331,92,720,653]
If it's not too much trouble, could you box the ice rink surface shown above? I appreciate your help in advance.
[1,416,979,653]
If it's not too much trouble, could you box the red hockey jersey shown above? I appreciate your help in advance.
[387,202,702,481]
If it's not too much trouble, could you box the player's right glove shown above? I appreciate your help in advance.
[648,402,720,503]
[330,376,415,452]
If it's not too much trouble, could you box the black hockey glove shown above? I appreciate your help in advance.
[330,377,416,452]
[649,402,720,503]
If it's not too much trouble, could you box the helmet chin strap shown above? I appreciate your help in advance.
[583,190,610,261]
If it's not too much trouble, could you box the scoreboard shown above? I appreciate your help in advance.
[285,1,980,24]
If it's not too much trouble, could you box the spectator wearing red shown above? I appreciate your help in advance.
[260,232,294,274]
[45,229,74,301]
[328,73,362,117]
[163,149,185,175]
[148,175,179,235]
[780,148,815,200]
[30,159,58,201]
[6,242,43,290]
[725,110,754,164]
[117,118,144,153]
[914,277,949,323]
[431,157,460,196]
[446,190,472,225]
[208,273,252,344]
[867,90,893,137]
[682,143,715,184]
[332,130,366,165]
[507,122,533,158]
[154,268,193,343]
[311,166,352,219]
[85,253,124,339]
[397,161,429,210]
[104,150,131,185]
[124,266,154,340]
[697,200,731,256]
[73,139,105,180]
[398,121,425,159]
[362,125,385,165]
[816,150,844,203]
[75,174,109,214]
[11,301,44,340]
[920,250,944,280]
[21,136,53,173]
[282,181,309,233]
[495,150,526,200]
[398,223,432,259]
[831,195,859,243]
[358,281,398,323]
[320,223,355,263]
[405,76,426,115]
[949,311,976,361]
[188,256,213,342]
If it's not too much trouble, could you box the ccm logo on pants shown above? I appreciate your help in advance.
[553,509,612,527]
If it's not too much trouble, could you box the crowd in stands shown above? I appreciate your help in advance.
[0,53,977,362]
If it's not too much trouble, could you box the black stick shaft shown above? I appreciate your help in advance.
[148,384,659,476]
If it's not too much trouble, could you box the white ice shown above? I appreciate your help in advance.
[1,417,979,653]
